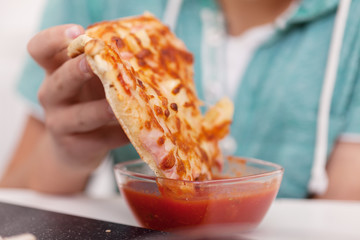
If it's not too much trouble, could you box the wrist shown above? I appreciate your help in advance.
[27,132,107,194]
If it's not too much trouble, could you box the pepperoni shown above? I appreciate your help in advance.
[137,79,146,90]
[160,151,175,170]
[136,49,151,59]
[170,103,178,112]
[159,96,168,107]
[154,105,163,116]
[161,48,176,62]
[112,36,125,49]
[164,109,170,118]
[157,136,165,146]
[145,121,151,130]
[172,83,182,95]
[137,58,146,67]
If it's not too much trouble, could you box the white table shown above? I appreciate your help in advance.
[0,189,359,240]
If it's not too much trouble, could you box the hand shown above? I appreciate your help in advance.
[29,24,129,173]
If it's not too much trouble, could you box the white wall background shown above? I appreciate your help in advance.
[0,0,46,177]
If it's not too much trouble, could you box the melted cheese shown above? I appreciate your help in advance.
[69,13,234,181]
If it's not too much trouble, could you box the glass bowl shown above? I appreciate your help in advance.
[114,157,283,232]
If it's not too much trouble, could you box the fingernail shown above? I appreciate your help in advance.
[79,57,90,73]
[65,25,82,39]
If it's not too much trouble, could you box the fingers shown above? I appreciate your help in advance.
[38,55,96,107]
[72,124,129,150]
[46,99,116,134]
[28,24,84,73]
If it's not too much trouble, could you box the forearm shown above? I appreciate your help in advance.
[0,117,96,194]
[315,141,360,200]
[1,133,92,194]
[31,133,94,194]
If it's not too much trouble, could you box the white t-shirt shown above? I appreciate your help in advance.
[223,2,360,143]
[225,2,299,100]
[225,24,274,100]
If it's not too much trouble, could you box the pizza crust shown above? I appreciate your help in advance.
[68,13,234,180]
[68,35,92,58]
[75,38,163,177]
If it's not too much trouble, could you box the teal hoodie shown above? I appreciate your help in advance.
[17,0,360,198]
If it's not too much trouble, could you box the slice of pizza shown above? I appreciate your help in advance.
[68,13,233,181]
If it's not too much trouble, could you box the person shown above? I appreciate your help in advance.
[1,0,360,199]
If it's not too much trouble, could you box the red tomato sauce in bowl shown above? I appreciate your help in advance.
[122,180,279,231]
[115,157,283,231]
